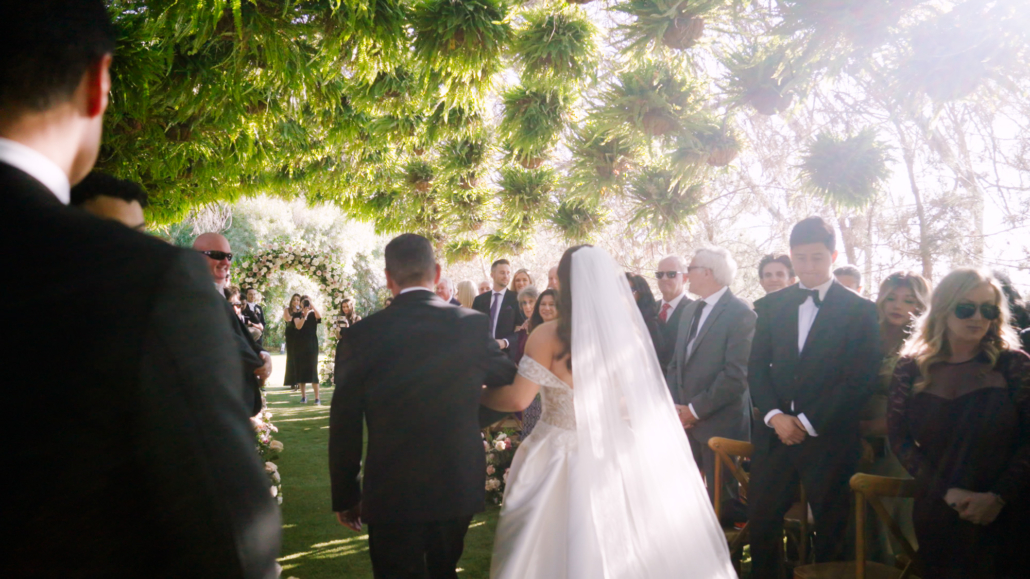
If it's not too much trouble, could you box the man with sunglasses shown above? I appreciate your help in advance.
[194,232,272,416]
[655,255,694,372]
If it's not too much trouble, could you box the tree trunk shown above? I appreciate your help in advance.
[894,122,933,280]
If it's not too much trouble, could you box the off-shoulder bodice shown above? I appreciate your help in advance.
[518,356,575,431]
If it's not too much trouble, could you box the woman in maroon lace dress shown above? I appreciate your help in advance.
[888,269,1030,578]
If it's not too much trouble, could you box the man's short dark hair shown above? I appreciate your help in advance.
[385,234,437,286]
[491,259,510,270]
[758,253,794,278]
[0,1,116,111]
[834,265,862,284]
[70,172,149,208]
[789,216,836,252]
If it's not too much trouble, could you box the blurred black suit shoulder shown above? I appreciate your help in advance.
[1,163,280,578]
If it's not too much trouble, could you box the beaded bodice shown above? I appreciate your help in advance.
[518,356,576,431]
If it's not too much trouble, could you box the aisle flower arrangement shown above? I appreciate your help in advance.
[235,244,355,385]
[253,406,285,504]
[484,429,521,505]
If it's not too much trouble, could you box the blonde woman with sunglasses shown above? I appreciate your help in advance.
[887,269,1030,579]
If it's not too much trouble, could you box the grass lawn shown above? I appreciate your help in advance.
[266,355,500,579]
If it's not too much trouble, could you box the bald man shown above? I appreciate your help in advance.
[194,233,271,415]
[547,266,559,291]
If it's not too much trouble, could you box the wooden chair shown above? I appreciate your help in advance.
[709,437,811,573]
[793,473,920,579]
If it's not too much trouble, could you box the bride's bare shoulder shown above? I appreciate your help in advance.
[524,321,562,355]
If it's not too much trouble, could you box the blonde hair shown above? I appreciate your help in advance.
[876,271,931,355]
[455,280,477,308]
[510,268,534,293]
[901,269,1021,391]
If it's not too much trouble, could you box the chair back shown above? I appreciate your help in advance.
[850,473,920,578]
[708,437,753,521]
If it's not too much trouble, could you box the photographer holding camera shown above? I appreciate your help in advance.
[292,295,322,404]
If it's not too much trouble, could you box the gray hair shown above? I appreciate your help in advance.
[518,286,540,304]
[693,246,737,287]
[658,254,688,271]
[437,277,454,291]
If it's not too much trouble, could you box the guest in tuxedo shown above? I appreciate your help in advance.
[194,232,271,416]
[3,3,280,575]
[293,295,322,405]
[242,288,267,347]
[834,264,864,294]
[747,216,882,578]
[627,273,665,360]
[655,255,693,371]
[436,276,461,306]
[758,253,796,294]
[283,293,303,390]
[519,289,559,436]
[330,233,517,579]
[69,171,148,230]
[547,266,559,290]
[856,271,930,564]
[888,269,1030,579]
[478,280,491,295]
[510,268,534,295]
[455,280,477,308]
[666,246,757,505]
[472,259,520,351]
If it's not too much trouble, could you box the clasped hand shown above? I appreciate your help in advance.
[944,488,1004,526]
[770,413,807,446]
[336,504,362,532]
[674,405,698,429]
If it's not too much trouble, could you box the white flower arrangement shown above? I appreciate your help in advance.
[484,429,521,505]
[253,396,284,505]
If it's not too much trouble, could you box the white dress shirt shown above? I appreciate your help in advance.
[684,286,729,420]
[399,286,436,295]
[659,292,688,319]
[488,290,511,348]
[763,277,835,437]
[0,137,70,204]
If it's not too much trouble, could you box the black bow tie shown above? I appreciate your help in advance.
[800,288,822,308]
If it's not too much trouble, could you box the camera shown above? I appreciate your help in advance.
[302,299,311,308]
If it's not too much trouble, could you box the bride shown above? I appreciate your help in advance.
[482,245,735,579]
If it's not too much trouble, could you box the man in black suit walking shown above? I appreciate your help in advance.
[330,234,517,579]
[472,258,521,351]
[655,254,693,371]
[2,3,280,576]
[747,217,882,578]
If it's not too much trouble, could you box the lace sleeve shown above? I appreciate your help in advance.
[517,356,549,386]
[887,358,947,498]
[990,350,1030,504]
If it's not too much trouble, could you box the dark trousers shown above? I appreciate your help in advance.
[688,433,738,506]
[748,430,860,579]
[367,516,474,579]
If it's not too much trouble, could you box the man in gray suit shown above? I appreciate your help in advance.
[666,246,757,504]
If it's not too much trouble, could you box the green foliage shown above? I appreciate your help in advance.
[483,230,531,257]
[596,59,706,140]
[671,118,741,171]
[550,197,606,242]
[615,0,720,54]
[444,238,483,263]
[442,186,492,231]
[512,5,599,84]
[498,85,573,167]
[722,42,797,115]
[629,166,703,237]
[497,165,557,227]
[800,129,891,209]
[403,158,436,191]
[566,123,638,198]
[441,130,492,188]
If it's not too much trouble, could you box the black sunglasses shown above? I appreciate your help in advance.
[655,271,681,279]
[200,250,233,262]
[954,302,1000,321]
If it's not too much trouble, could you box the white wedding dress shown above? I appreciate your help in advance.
[491,247,735,579]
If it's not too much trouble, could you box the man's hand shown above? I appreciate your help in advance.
[496,339,508,349]
[336,504,362,532]
[957,492,1004,525]
[255,352,273,382]
[675,405,698,429]
[770,413,807,445]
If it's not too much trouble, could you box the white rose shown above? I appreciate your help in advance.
[272,471,281,483]
[495,432,506,441]
[494,441,506,451]
[277,494,283,505]
[270,485,278,497]
[486,465,495,475]
[269,440,284,452]
[265,461,278,473]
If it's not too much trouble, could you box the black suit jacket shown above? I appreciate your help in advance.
[243,303,266,328]
[449,297,462,306]
[657,296,691,371]
[748,281,882,438]
[471,288,520,349]
[330,290,517,524]
[2,163,280,577]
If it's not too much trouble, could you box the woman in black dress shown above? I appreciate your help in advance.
[283,294,302,391]
[888,269,1030,579]
[292,294,322,404]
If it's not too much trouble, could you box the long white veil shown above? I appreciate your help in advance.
[571,247,735,578]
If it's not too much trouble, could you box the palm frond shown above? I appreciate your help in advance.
[800,128,891,208]
[498,85,573,167]
[444,238,482,263]
[596,59,706,139]
[550,197,607,242]
[615,0,720,55]
[629,166,704,237]
[513,5,599,84]
[497,165,557,224]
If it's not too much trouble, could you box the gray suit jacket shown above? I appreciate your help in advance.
[665,288,757,446]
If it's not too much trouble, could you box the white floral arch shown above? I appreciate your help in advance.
[236,243,352,386]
